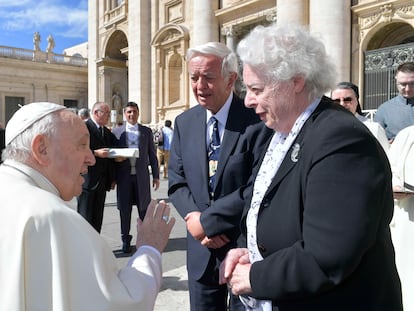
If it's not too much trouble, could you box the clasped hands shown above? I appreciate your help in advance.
[184,211,229,249]
[184,211,253,295]
[219,248,253,296]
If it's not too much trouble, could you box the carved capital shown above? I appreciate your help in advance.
[221,25,242,38]
[266,10,277,23]
[380,4,394,23]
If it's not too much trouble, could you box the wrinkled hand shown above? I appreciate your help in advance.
[219,248,252,295]
[219,248,249,285]
[184,211,205,241]
[227,260,252,296]
[201,234,230,249]
[135,199,175,253]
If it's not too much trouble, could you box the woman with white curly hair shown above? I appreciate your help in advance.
[220,24,402,311]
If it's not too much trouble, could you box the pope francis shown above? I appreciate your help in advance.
[0,102,175,311]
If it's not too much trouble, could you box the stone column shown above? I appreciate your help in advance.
[192,0,219,46]
[128,0,152,123]
[221,25,237,52]
[277,0,308,25]
[151,0,160,123]
[309,0,351,83]
[88,0,98,107]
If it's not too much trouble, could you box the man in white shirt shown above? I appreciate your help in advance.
[112,101,160,253]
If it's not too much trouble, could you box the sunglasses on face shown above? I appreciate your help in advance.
[332,97,353,104]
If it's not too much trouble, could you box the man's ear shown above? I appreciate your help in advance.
[31,134,50,166]
[227,72,238,90]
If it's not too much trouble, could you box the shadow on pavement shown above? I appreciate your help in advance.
[112,237,186,257]
[160,276,189,292]
[113,246,137,258]
[164,237,187,252]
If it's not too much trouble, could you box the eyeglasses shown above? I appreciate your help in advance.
[332,97,353,104]
[97,110,110,116]
[397,82,414,89]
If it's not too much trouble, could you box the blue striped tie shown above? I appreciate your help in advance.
[208,117,220,195]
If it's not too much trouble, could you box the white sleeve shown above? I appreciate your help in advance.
[118,246,162,307]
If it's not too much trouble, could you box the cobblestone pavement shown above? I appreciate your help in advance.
[100,176,190,310]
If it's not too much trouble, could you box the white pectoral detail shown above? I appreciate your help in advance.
[291,143,300,163]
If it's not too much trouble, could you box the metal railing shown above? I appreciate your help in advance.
[364,43,414,110]
[362,109,377,121]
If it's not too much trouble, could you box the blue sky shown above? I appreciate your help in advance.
[0,0,88,54]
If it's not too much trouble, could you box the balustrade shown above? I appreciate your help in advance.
[0,45,87,67]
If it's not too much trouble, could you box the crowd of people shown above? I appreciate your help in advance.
[2,22,414,311]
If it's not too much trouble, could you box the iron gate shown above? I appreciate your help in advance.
[364,43,414,110]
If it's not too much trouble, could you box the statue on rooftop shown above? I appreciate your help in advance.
[33,32,41,51]
[46,34,55,53]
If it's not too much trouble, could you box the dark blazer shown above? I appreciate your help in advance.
[82,119,115,191]
[0,128,5,163]
[112,123,159,212]
[168,94,271,280]
[241,97,402,310]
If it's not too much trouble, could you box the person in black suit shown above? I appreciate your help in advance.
[219,24,402,310]
[168,42,270,311]
[77,102,115,233]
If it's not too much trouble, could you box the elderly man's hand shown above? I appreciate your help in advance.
[94,148,110,158]
[201,234,230,249]
[135,200,175,253]
[185,211,205,241]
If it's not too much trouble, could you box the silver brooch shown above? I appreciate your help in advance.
[290,143,300,162]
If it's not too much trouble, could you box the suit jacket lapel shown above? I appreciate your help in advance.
[88,119,105,143]
[192,107,209,180]
[215,97,242,183]
[137,124,144,149]
[117,125,127,147]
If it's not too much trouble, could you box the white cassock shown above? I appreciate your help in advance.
[0,160,162,311]
[362,120,389,152]
[387,125,414,311]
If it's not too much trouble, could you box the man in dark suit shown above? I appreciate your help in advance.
[112,102,160,253]
[77,102,115,233]
[168,42,270,311]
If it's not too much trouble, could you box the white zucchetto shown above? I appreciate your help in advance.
[6,102,66,145]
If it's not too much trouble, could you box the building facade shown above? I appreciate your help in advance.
[88,0,414,126]
[0,41,88,126]
[1,1,414,127]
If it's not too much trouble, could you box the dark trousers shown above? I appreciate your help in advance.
[188,256,245,311]
[77,181,107,233]
[119,175,147,242]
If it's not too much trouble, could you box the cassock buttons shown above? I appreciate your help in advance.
[258,244,267,253]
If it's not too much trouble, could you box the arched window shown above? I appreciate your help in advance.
[168,52,182,104]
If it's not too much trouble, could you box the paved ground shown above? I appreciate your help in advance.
[100,175,190,310]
